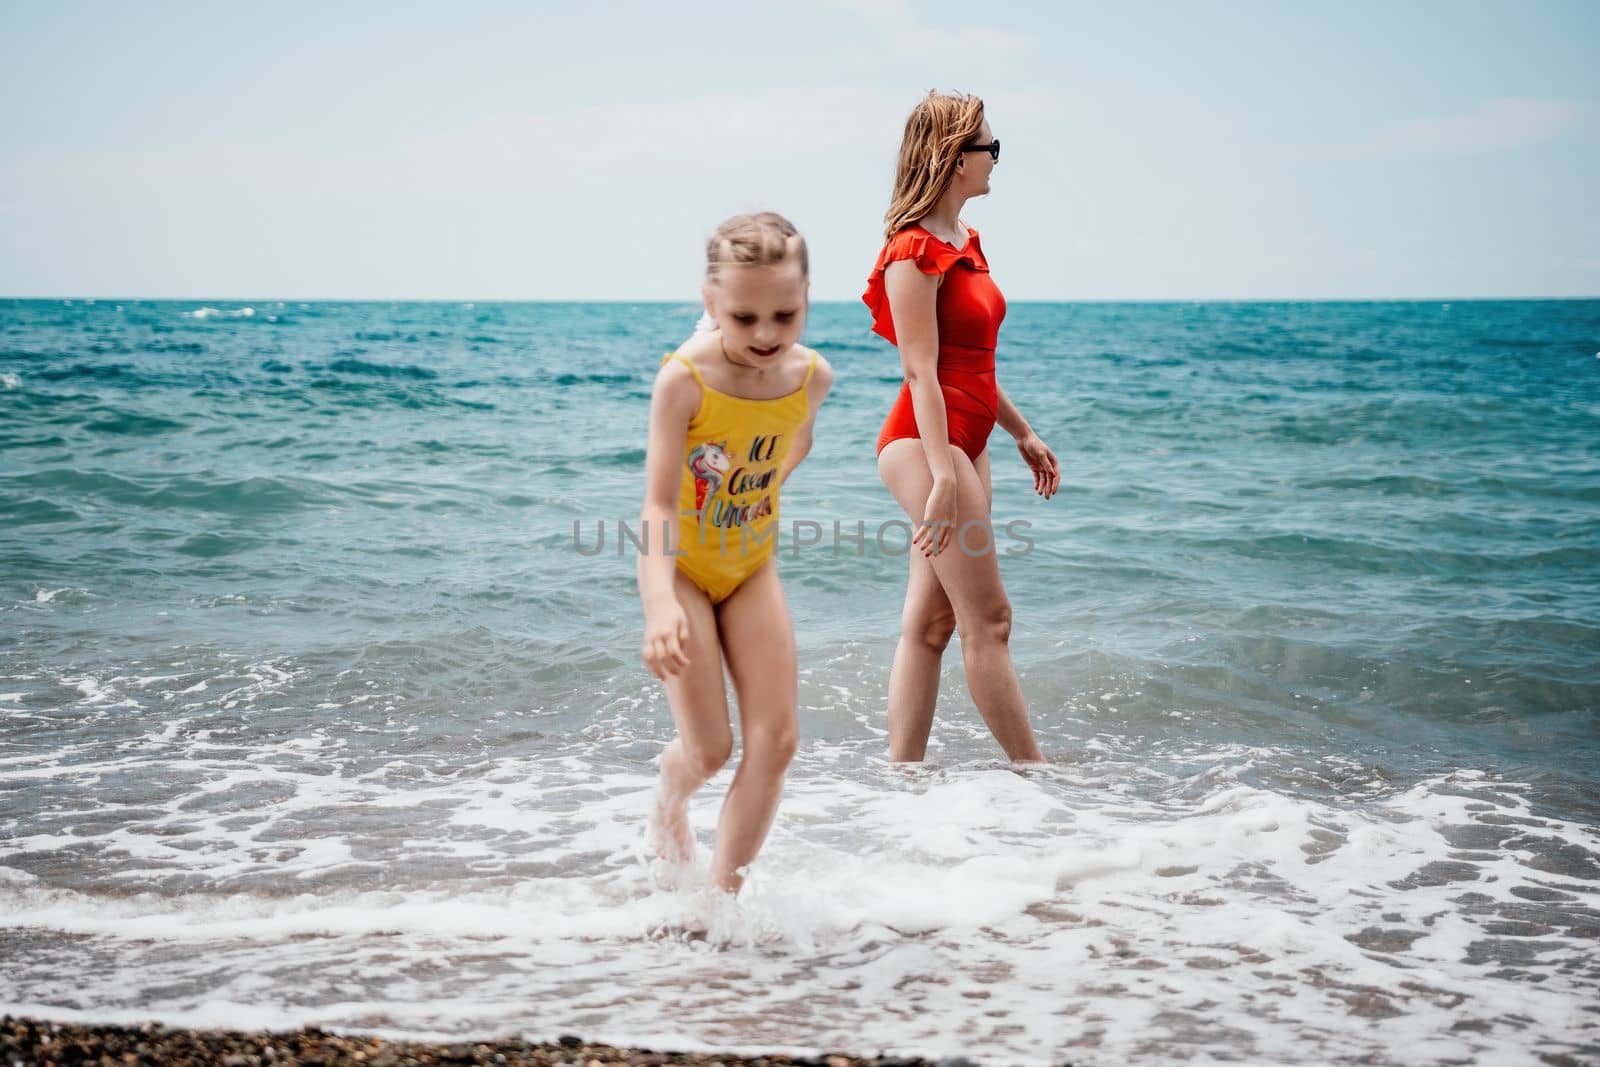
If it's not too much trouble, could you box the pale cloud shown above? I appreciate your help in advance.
[1,140,359,204]
[0,87,917,207]
[820,0,916,22]
[899,26,1031,61]
[820,0,1030,62]
[1331,96,1591,159]
[407,88,917,196]
[0,82,1070,223]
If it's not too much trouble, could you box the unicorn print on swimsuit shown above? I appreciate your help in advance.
[686,440,731,524]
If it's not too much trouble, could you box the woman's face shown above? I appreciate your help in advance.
[702,261,809,363]
[958,117,997,197]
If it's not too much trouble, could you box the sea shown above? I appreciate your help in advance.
[2,298,1597,1065]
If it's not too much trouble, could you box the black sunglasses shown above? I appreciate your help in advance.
[962,139,1000,161]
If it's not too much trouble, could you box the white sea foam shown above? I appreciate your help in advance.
[0,372,20,390]
[1,662,1595,1065]
[1,729,1595,1065]
[187,306,255,319]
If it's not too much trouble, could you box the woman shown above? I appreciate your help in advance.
[863,91,1060,764]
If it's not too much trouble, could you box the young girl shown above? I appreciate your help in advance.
[638,212,833,894]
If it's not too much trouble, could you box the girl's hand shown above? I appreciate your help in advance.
[915,476,958,558]
[642,598,690,679]
[1016,433,1061,499]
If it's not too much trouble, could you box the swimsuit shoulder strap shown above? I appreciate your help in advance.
[661,351,706,388]
[800,348,820,389]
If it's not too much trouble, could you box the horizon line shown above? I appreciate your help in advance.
[3,295,1598,305]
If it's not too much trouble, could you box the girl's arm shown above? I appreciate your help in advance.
[637,360,699,677]
[778,355,835,485]
[884,259,957,556]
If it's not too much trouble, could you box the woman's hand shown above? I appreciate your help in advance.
[1016,433,1061,499]
[642,597,690,679]
[915,476,958,557]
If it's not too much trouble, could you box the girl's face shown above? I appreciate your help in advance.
[702,261,809,364]
[956,117,997,197]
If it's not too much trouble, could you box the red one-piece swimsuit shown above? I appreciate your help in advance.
[863,223,1005,462]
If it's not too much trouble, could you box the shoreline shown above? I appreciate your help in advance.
[1,1016,998,1067]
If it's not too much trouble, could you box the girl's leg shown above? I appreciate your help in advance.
[877,439,1044,763]
[882,533,956,763]
[708,560,798,892]
[652,569,734,862]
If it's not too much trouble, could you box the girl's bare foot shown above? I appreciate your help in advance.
[649,783,696,864]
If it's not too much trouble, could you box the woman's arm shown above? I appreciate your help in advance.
[995,382,1034,441]
[778,355,834,486]
[995,382,1061,499]
[637,360,699,677]
[884,259,958,556]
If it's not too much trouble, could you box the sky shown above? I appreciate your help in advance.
[1,0,1596,301]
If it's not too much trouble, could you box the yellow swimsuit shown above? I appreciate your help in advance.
[666,348,819,605]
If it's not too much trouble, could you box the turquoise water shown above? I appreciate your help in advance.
[2,298,1598,1064]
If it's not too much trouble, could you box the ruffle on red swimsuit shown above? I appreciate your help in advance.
[863,224,1006,462]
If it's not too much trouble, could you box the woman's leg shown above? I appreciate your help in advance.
[975,447,992,510]
[883,529,957,763]
[652,569,734,862]
[877,439,1044,763]
[876,448,996,761]
[709,560,798,892]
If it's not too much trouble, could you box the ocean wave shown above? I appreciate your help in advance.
[0,349,57,364]
[1301,474,1461,496]
[5,469,340,516]
[591,448,646,467]
[350,330,428,343]
[324,358,439,380]
[84,410,188,436]
[1469,475,1600,502]
[552,372,635,386]
[0,433,67,450]
[175,532,259,558]
[187,307,255,320]
[810,339,884,354]
[138,340,206,354]
[1187,531,1446,574]
[0,495,82,526]
[37,363,137,382]
[165,474,342,515]
[29,586,89,605]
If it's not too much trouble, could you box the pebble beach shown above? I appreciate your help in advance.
[1,1016,998,1067]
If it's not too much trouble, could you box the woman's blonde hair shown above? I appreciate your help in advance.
[883,91,986,239]
[705,211,808,281]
